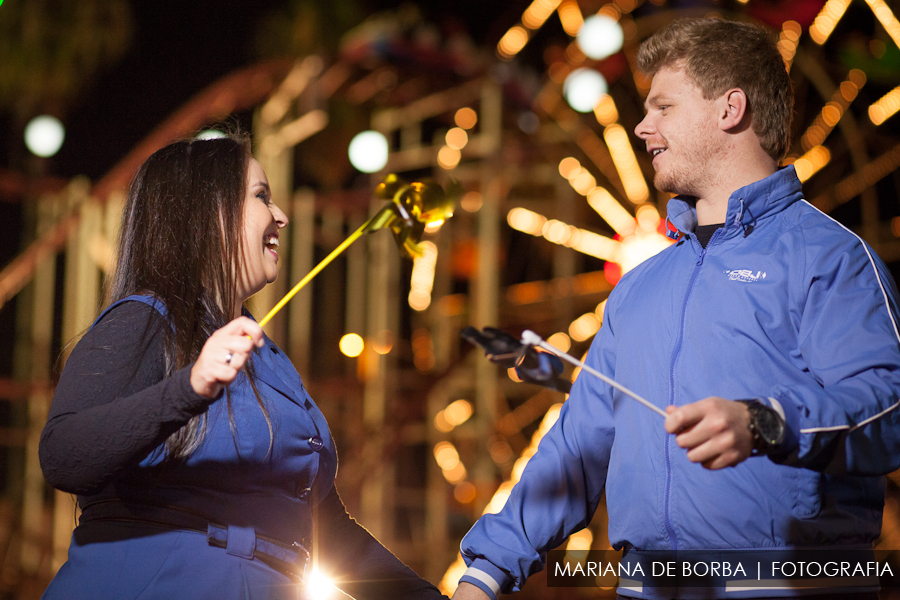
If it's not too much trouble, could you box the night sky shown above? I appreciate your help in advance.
[0,0,523,377]
[34,0,520,182]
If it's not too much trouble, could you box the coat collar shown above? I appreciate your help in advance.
[242,308,309,409]
[665,165,804,241]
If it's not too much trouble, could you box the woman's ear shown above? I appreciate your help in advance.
[719,88,748,132]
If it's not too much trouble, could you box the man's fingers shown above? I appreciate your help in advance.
[684,433,737,465]
[667,398,753,469]
[664,402,704,434]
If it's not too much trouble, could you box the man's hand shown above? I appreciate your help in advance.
[664,397,753,469]
[452,582,492,600]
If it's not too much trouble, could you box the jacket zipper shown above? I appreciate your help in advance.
[663,229,721,552]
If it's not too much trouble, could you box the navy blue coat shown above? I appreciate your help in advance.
[40,297,439,600]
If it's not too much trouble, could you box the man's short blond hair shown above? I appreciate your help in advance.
[637,18,793,161]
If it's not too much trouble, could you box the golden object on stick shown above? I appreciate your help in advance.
[258,175,460,327]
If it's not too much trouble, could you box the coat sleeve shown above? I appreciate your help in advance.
[766,226,900,475]
[39,301,211,494]
[314,486,448,600]
[457,304,619,599]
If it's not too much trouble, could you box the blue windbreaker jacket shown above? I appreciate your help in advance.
[459,167,900,599]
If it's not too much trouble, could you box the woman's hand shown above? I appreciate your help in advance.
[190,317,265,398]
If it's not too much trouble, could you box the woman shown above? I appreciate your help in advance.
[39,134,447,599]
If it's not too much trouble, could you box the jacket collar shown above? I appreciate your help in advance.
[665,165,804,241]
[241,308,308,409]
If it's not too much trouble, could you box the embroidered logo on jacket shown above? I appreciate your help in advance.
[724,269,767,282]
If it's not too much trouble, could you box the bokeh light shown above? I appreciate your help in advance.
[460,191,483,212]
[576,15,624,59]
[196,129,226,140]
[348,130,389,173]
[547,332,572,352]
[437,146,461,169]
[454,481,477,504]
[339,333,365,357]
[564,68,608,113]
[454,107,478,129]
[445,127,469,150]
[24,115,65,158]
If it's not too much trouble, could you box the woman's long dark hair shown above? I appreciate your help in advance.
[108,134,270,460]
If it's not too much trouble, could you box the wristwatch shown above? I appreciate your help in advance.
[739,400,785,455]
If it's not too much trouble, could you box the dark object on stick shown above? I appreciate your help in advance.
[461,326,571,394]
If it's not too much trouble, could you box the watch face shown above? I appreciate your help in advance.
[755,407,785,446]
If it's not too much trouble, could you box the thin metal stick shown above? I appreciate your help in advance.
[520,330,667,418]
[258,221,369,328]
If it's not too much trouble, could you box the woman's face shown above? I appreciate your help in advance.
[237,159,288,302]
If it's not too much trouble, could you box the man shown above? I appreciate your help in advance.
[453,18,900,600]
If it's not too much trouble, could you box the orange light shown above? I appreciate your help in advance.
[444,399,473,426]
[460,191,483,212]
[547,332,571,352]
[454,107,478,130]
[587,187,636,236]
[557,0,584,35]
[559,156,581,179]
[603,124,649,203]
[522,0,563,29]
[870,85,900,125]
[372,330,393,355]
[810,0,852,44]
[865,0,900,52]
[445,127,469,150]
[794,146,831,182]
[569,312,601,341]
[593,94,619,126]
[437,146,461,170]
[635,203,660,232]
[434,441,460,469]
[498,26,529,59]
[454,481,477,504]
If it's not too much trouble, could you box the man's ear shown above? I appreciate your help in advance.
[719,88,748,132]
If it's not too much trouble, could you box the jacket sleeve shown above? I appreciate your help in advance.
[766,227,900,475]
[457,305,618,598]
[315,486,448,600]
[39,302,211,494]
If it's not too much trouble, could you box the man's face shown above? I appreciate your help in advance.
[634,66,724,198]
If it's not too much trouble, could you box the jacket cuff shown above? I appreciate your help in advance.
[459,559,508,600]
[757,396,800,459]
[173,366,218,415]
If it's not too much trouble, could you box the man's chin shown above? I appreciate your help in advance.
[653,174,695,199]
[653,174,678,195]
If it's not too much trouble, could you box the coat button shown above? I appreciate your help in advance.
[307,436,324,452]
[296,485,312,500]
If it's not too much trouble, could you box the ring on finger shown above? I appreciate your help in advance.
[225,352,234,365]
